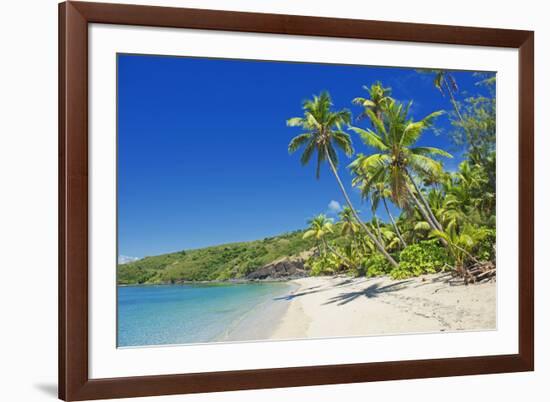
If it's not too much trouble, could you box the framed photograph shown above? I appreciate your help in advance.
[59,1,534,400]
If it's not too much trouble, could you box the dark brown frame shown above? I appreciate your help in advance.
[59,1,534,400]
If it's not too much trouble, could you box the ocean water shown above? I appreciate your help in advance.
[117,282,294,347]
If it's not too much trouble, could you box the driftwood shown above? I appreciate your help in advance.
[447,261,496,285]
[468,261,496,283]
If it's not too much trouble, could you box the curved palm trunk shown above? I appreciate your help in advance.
[405,169,443,231]
[374,217,383,244]
[324,147,399,268]
[382,197,407,248]
[444,77,464,124]
[406,186,438,230]
[406,186,448,248]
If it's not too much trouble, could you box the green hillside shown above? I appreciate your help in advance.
[117,228,346,284]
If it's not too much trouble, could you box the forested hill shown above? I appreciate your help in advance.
[117,229,344,284]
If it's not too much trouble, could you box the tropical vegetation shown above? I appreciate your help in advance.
[288,73,496,282]
[118,70,496,285]
[117,228,350,284]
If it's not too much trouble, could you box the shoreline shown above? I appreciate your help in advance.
[118,274,496,346]
[215,281,300,342]
[118,280,297,347]
[117,277,304,287]
[269,274,496,340]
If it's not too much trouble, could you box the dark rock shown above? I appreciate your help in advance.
[246,256,308,280]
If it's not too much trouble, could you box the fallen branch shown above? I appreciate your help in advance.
[465,261,496,282]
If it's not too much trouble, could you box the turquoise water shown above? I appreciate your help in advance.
[117,282,293,347]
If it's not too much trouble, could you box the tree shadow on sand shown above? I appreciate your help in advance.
[413,272,454,287]
[274,278,358,301]
[323,280,413,306]
[333,278,355,287]
[274,285,326,301]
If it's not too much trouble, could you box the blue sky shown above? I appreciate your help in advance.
[118,54,494,259]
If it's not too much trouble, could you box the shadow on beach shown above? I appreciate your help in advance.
[275,272,458,306]
[274,278,358,301]
[323,280,413,306]
[274,286,327,301]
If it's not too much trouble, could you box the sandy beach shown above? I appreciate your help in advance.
[270,274,496,340]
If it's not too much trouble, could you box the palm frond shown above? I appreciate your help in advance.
[400,111,444,146]
[433,72,444,94]
[305,112,322,130]
[430,229,450,242]
[326,145,339,168]
[365,109,387,136]
[352,97,376,108]
[421,110,445,127]
[286,117,304,127]
[288,133,312,154]
[300,140,316,166]
[446,74,459,93]
[327,109,352,127]
[332,131,354,156]
[349,126,388,151]
[410,146,452,158]
[303,230,316,239]
[409,154,444,177]
[353,153,389,171]
[414,221,431,231]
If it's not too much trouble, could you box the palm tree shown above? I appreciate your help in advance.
[351,162,407,248]
[338,206,359,238]
[302,214,334,256]
[430,223,489,279]
[433,70,460,110]
[288,92,398,268]
[372,182,407,248]
[452,159,495,220]
[339,206,375,255]
[377,225,402,252]
[417,69,461,121]
[352,82,393,121]
[303,214,355,267]
[349,99,451,234]
[421,69,484,162]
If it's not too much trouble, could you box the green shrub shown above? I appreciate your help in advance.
[391,240,448,279]
[363,254,392,277]
[474,228,496,262]
[308,259,327,276]
[306,254,339,276]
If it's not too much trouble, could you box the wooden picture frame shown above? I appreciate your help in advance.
[59,1,534,400]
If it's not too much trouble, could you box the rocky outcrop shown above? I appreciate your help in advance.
[246,254,309,280]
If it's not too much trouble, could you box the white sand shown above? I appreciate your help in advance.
[270,274,496,340]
